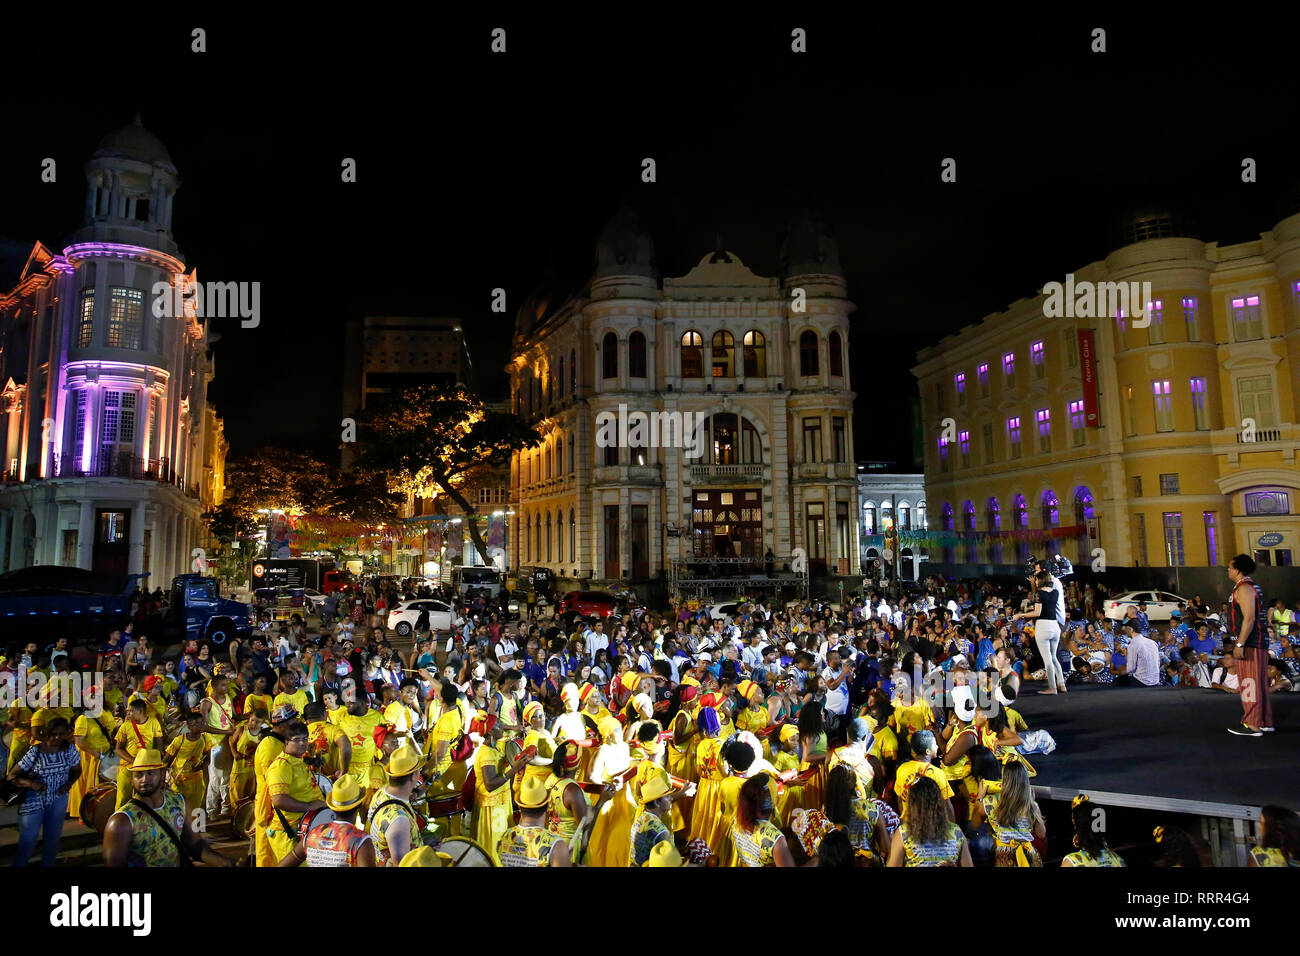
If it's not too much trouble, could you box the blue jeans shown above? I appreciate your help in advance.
[13,793,69,867]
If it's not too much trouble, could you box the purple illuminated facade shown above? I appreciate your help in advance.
[0,117,224,580]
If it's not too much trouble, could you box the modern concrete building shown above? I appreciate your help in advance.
[0,117,224,583]
[912,209,1300,572]
[508,206,860,585]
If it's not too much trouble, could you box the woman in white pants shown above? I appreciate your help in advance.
[1013,572,1067,695]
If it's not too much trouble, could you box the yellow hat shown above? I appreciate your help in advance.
[597,714,623,743]
[737,679,761,702]
[130,749,167,772]
[645,841,685,867]
[621,671,643,692]
[680,674,700,689]
[517,775,550,809]
[386,744,421,777]
[326,775,366,812]
[522,701,544,725]
[399,846,453,867]
[779,724,799,744]
[638,767,677,805]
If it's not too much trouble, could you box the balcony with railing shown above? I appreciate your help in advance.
[40,453,195,495]
[688,462,766,483]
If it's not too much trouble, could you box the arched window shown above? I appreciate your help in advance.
[525,513,532,561]
[546,442,553,479]
[710,413,738,464]
[681,331,703,378]
[1075,487,1095,565]
[570,348,577,394]
[898,501,911,531]
[863,501,876,535]
[546,513,552,562]
[986,498,1003,564]
[1042,490,1059,527]
[628,331,647,378]
[557,510,564,562]
[602,332,618,379]
[558,357,564,398]
[917,500,927,530]
[711,330,734,377]
[964,500,977,563]
[941,503,954,564]
[569,509,576,566]
[556,437,564,478]
[743,330,766,377]
[829,330,843,376]
[535,514,542,563]
[1014,494,1030,565]
[799,330,820,376]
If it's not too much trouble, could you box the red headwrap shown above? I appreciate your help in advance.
[469,712,498,737]
[679,685,699,704]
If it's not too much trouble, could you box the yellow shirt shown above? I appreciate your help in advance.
[868,725,899,763]
[307,720,344,776]
[73,713,115,755]
[254,735,288,826]
[429,709,463,777]
[166,733,211,778]
[336,710,383,779]
[272,689,309,717]
[242,693,274,718]
[327,705,347,727]
[890,699,935,741]
[474,744,512,807]
[266,751,323,833]
[894,760,954,818]
[115,717,163,758]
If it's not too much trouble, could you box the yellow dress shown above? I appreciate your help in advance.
[517,729,556,805]
[736,706,771,759]
[228,725,259,806]
[687,736,727,852]
[472,744,513,865]
[715,775,746,865]
[253,734,287,867]
[942,726,978,815]
[773,749,804,823]
[546,775,589,842]
[70,712,116,818]
[586,743,635,867]
[891,698,935,741]
[799,732,828,812]
[113,716,163,809]
[165,733,211,817]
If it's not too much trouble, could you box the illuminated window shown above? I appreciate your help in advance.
[1069,399,1086,446]
[977,363,990,397]
[108,287,143,349]
[742,330,766,377]
[712,330,734,377]
[1035,408,1051,453]
[680,331,703,378]
[1152,380,1173,432]
[955,372,966,402]
[1203,512,1218,566]
[1182,297,1198,341]
[1002,352,1015,386]
[1162,512,1185,567]
[1007,416,1021,458]
[1147,299,1165,344]
[938,435,950,472]
[78,290,95,348]
[958,430,970,468]
[1190,378,1209,430]
[1030,340,1045,378]
[1230,295,1263,341]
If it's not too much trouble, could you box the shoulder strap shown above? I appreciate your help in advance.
[129,797,193,867]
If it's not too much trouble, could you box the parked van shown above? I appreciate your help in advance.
[451,565,503,599]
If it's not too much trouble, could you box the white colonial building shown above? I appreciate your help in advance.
[857,464,928,581]
[508,207,860,584]
[0,117,222,582]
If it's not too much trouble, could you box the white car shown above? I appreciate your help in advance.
[387,599,462,637]
[303,588,329,610]
[1104,590,1189,623]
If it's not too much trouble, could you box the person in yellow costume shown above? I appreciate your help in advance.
[710,692,737,742]
[335,682,385,799]
[424,682,470,835]
[826,717,877,803]
[939,689,980,818]
[305,701,351,780]
[516,701,556,802]
[772,724,805,823]
[228,710,263,806]
[112,697,162,809]
[200,674,236,819]
[734,680,772,758]
[686,705,728,852]
[139,678,167,728]
[545,740,596,855]
[366,744,424,866]
[470,712,529,865]
[265,720,327,865]
[69,698,118,819]
[241,674,275,719]
[889,674,935,742]
[271,671,310,722]
[623,692,657,744]
[665,683,700,827]
[382,680,425,754]
[974,701,1035,777]
[796,702,829,812]
[252,705,297,866]
[894,729,955,820]
[6,704,33,774]
[551,683,598,782]
[498,775,572,867]
[586,713,636,867]
[164,713,212,818]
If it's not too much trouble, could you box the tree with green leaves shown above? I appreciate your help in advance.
[352,385,541,566]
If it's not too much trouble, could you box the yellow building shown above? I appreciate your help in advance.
[912,210,1300,571]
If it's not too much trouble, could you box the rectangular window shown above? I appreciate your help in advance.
[61,529,78,566]
[1030,340,1045,378]
[936,382,946,413]
[108,287,144,349]
[1147,299,1165,344]
[72,390,88,467]
[1237,375,1277,429]
[78,290,95,348]
[1132,475,1143,497]
[805,502,825,561]
[982,423,994,464]
[802,418,822,463]
[832,417,846,463]
[1162,512,1185,567]
[1063,329,1078,369]
[1189,377,1209,430]
[1124,384,1136,437]
[977,363,990,397]
[958,430,970,468]
[1035,408,1051,453]
[1007,416,1021,459]
[954,372,966,405]
[938,436,950,473]
[836,501,851,564]
[1069,399,1086,446]
[1230,294,1263,341]
[1244,491,1290,515]
[1182,296,1198,341]
[1159,473,1179,495]
[1152,380,1173,432]
[1002,352,1015,386]
[1133,513,1148,566]
[1117,309,1127,335]
[1202,512,1218,566]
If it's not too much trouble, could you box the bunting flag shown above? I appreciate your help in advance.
[864,525,1086,548]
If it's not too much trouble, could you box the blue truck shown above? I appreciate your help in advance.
[0,566,254,646]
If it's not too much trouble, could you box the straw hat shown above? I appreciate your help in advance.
[645,841,686,867]
[326,775,366,813]
[638,766,678,805]
[399,846,453,867]
[130,749,167,772]
[386,744,421,777]
[517,775,550,809]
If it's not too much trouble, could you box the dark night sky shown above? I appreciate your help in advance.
[2,12,1297,468]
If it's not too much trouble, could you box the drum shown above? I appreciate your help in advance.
[313,773,333,798]
[99,752,122,782]
[78,784,118,833]
[437,836,496,867]
[232,801,257,837]
[296,806,336,843]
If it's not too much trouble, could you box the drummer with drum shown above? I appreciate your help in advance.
[365,745,424,866]
[265,720,328,864]
[103,749,233,867]
[275,774,377,867]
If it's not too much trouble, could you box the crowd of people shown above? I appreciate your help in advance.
[1,553,1297,867]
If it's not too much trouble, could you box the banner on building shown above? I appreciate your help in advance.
[1079,329,1100,427]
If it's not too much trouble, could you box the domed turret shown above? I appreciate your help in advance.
[72,115,181,257]
[593,204,657,280]
[94,114,175,170]
[779,207,842,278]
[1115,205,1198,247]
